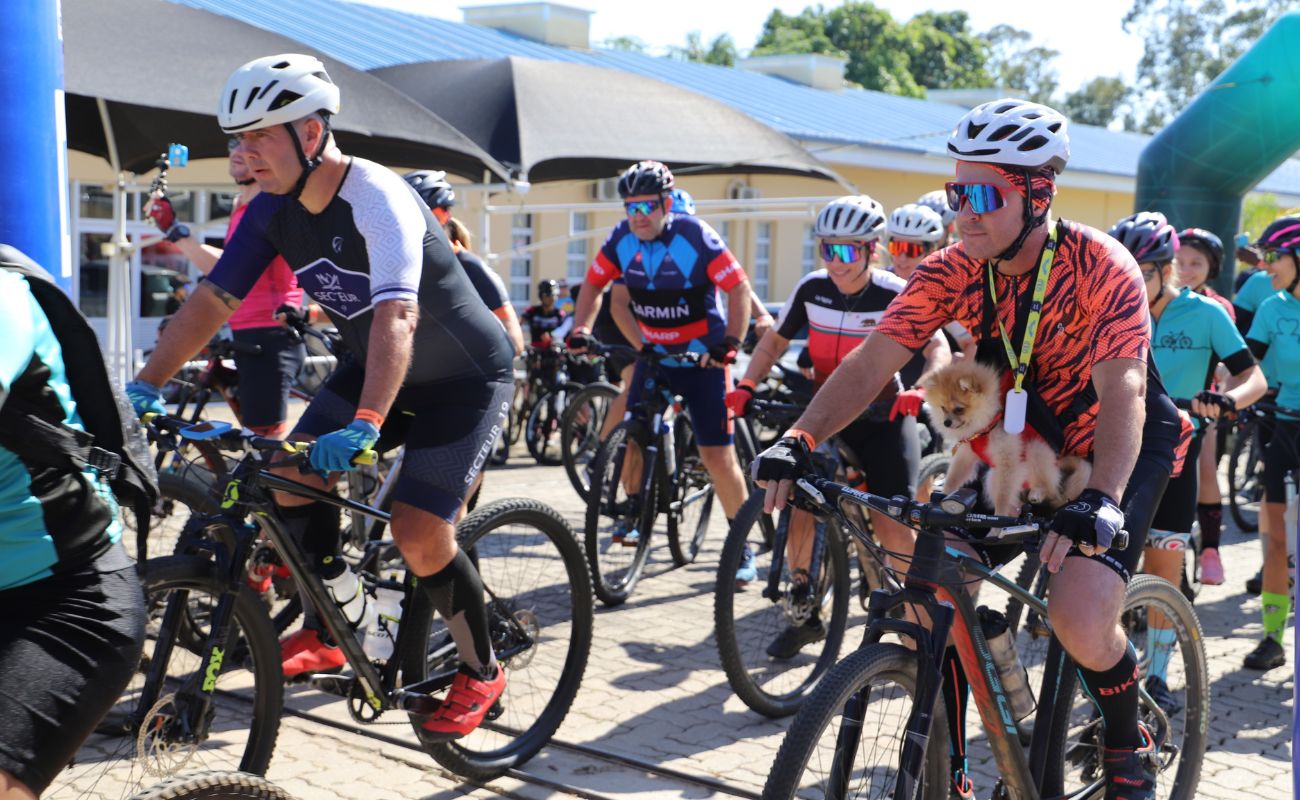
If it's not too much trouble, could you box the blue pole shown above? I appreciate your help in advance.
[0,0,71,291]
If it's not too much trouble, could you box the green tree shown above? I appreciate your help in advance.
[752,3,992,97]
[983,24,1059,104]
[602,35,648,53]
[1062,76,1131,128]
[1123,0,1291,131]
[1241,192,1283,241]
[668,31,738,66]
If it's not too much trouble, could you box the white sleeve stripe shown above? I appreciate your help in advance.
[339,159,426,297]
[373,287,418,301]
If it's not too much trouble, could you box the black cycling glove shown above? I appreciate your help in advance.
[1050,488,1125,550]
[1193,389,1235,415]
[750,434,812,484]
[708,335,742,366]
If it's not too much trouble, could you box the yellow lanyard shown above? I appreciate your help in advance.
[986,225,1059,393]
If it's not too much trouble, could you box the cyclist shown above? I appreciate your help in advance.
[0,245,145,799]
[1242,215,1300,671]
[753,98,1183,800]
[404,170,525,354]
[568,159,752,540]
[1109,212,1265,704]
[726,195,950,656]
[1174,227,1235,584]
[126,54,515,740]
[146,137,306,438]
[916,188,958,246]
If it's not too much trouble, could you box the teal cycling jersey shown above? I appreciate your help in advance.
[1247,291,1300,414]
[1152,288,1253,428]
[0,270,120,591]
[1235,269,1278,314]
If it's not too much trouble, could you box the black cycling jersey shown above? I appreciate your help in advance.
[522,304,567,346]
[456,249,509,312]
[208,157,513,385]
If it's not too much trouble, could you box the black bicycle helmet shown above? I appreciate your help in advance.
[403,170,456,210]
[1176,228,1223,278]
[617,160,674,198]
[537,279,558,298]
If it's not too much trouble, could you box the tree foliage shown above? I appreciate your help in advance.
[983,24,1059,105]
[1062,77,1131,128]
[1123,0,1291,131]
[669,32,738,67]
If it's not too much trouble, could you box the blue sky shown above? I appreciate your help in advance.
[351,0,1145,94]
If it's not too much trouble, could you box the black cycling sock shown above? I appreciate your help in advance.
[1197,502,1222,550]
[418,550,497,678]
[1077,642,1141,750]
[277,501,342,633]
[940,646,970,777]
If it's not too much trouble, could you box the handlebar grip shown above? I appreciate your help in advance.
[351,449,378,466]
[1111,529,1129,551]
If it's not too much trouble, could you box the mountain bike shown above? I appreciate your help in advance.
[127,771,298,800]
[74,414,591,797]
[584,348,718,605]
[761,476,1207,800]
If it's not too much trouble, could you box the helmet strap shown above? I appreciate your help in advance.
[992,168,1048,263]
[1149,273,1166,310]
[285,115,332,198]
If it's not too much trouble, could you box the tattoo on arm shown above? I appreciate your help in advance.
[201,278,241,311]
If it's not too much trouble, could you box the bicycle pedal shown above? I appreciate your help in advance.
[306,672,353,696]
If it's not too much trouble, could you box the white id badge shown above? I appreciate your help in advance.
[1004,389,1027,434]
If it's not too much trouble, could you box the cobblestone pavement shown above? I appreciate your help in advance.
[49,426,1294,799]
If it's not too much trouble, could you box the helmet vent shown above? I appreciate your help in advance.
[269,90,303,111]
[1018,135,1049,152]
[256,80,280,100]
[988,124,1019,142]
[243,89,260,110]
[272,60,291,69]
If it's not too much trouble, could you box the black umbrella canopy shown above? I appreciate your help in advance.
[370,57,840,184]
[61,0,508,179]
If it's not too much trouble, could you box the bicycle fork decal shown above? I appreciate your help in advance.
[943,589,1018,736]
[221,480,242,509]
[202,646,226,692]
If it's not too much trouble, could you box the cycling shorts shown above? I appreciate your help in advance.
[1262,419,1300,503]
[836,411,920,500]
[295,362,511,523]
[231,326,306,429]
[0,544,144,795]
[626,361,733,447]
[1150,430,1204,535]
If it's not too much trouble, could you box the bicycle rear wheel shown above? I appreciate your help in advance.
[1227,418,1263,533]
[761,643,950,799]
[560,381,620,502]
[399,498,593,781]
[1039,575,1207,800]
[584,421,658,606]
[127,770,297,800]
[58,557,283,799]
[666,413,716,566]
[715,495,849,718]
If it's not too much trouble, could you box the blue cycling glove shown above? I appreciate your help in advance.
[125,379,167,418]
[310,419,380,474]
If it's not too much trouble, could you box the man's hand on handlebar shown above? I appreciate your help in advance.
[1041,488,1125,573]
[751,432,814,513]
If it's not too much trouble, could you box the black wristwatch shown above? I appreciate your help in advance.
[165,223,191,243]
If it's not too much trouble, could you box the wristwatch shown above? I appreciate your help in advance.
[165,223,191,243]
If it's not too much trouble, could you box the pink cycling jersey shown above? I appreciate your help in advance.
[225,202,303,330]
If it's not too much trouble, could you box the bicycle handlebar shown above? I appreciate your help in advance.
[793,475,1129,551]
[143,413,377,468]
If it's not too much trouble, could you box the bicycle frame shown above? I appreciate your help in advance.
[807,480,1158,800]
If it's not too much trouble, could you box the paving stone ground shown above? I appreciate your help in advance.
[47,408,1295,799]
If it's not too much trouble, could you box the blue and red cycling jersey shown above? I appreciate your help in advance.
[585,215,747,363]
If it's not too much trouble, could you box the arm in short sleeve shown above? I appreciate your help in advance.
[1208,301,1254,374]
[207,194,283,300]
[697,221,746,291]
[585,226,626,290]
[458,252,508,311]
[873,255,957,350]
[349,176,426,305]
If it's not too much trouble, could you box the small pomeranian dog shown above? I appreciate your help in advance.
[921,359,1090,515]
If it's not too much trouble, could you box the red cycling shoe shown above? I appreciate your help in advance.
[420,665,507,742]
[280,629,345,677]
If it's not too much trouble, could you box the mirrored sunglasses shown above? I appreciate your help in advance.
[944,182,1010,215]
[888,240,929,258]
[820,242,866,263]
[624,199,661,217]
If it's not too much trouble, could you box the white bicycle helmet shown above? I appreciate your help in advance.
[888,204,945,244]
[814,196,886,241]
[946,98,1070,175]
[916,190,957,227]
[218,54,340,134]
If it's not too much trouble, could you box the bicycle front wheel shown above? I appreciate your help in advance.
[560,381,620,502]
[526,382,581,465]
[666,413,716,566]
[1040,575,1208,800]
[400,498,593,781]
[58,556,283,800]
[762,643,951,799]
[715,495,849,718]
[1227,418,1263,533]
[584,421,658,606]
[127,770,297,800]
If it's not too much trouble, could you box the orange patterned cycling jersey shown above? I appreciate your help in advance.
[874,219,1150,457]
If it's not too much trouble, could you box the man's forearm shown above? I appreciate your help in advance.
[726,281,752,342]
[137,282,237,387]
[911,333,952,388]
[609,285,641,345]
[571,283,600,332]
[793,332,912,444]
[174,236,222,275]
[1088,363,1145,502]
[358,300,416,418]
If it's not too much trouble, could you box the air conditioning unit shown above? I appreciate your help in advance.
[591,177,619,201]
[726,179,762,201]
